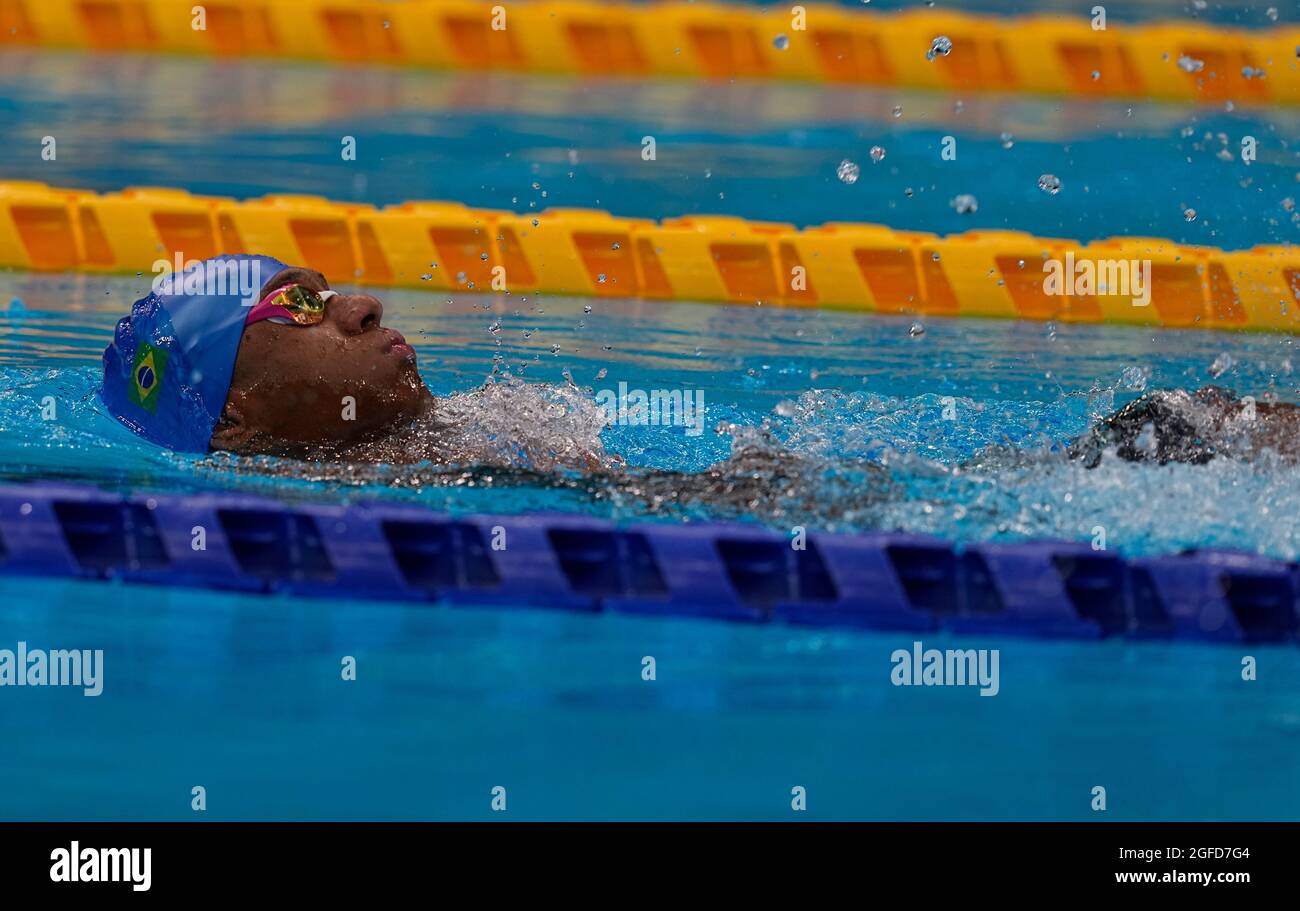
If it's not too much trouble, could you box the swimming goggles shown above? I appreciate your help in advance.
[246,284,339,326]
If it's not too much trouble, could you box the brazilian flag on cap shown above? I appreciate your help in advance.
[101,254,289,452]
[128,341,167,413]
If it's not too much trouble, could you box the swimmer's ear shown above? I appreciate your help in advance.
[209,403,255,452]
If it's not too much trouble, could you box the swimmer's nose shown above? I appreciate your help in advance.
[328,293,384,336]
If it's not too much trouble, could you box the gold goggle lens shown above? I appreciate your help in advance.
[270,285,327,325]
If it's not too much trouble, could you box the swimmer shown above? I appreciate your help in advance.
[102,255,1292,483]
[100,254,891,522]
[1066,385,1300,466]
[102,255,607,471]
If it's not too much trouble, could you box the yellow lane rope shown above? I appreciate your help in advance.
[1,180,1297,333]
[1,0,1297,104]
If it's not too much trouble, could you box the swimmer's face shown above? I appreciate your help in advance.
[210,267,429,454]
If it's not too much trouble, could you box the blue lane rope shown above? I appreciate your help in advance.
[0,482,1295,645]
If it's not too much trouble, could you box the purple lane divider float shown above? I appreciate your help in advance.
[0,483,1296,645]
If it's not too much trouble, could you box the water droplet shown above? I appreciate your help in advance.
[926,35,952,60]
[420,273,433,281]
[1183,207,1197,221]
[1121,365,1148,391]
[1209,352,1234,377]
[892,105,903,118]
[999,131,1014,148]
[611,242,621,250]
[836,159,860,184]
[1177,55,1205,73]
[1091,70,1101,80]
[597,274,607,283]
[773,33,789,50]
[950,193,979,214]
[1038,174,1062,195]
[1267,6,1278,21]
[909,321,926,337]
[869,145,886,164]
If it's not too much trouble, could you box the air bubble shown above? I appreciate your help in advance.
[836,159,860,184]
[1038,174,1062,195]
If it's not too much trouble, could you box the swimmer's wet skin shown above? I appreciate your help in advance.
[102,254,1296,475]
[1067,385,1300,466]
[103,254,436,460]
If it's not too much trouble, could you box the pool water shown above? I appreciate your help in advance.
[2,573,1298,821]
[3,35,1300,820]
[4,269,1300,557]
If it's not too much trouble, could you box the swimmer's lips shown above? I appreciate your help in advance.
[382,329,416,362]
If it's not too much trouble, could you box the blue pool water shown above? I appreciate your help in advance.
[3,574,1299,821]
[1,49,1298,250]
[3,41,1300,820]
[5,269,1300,557]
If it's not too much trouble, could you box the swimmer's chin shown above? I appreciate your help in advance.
[209,392,436,461]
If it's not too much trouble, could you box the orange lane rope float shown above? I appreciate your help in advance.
[0,0,1297,104]
[2,181,1298,333]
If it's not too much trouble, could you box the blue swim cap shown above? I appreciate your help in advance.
[101,254,289,452]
